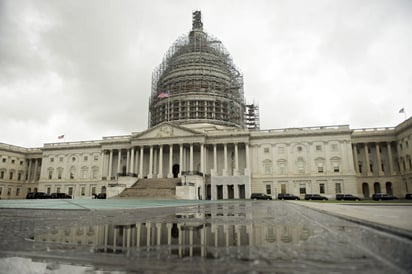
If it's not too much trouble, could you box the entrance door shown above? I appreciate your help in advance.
[172,164,180,178]
[238,185,245,199]
[228,185,234,199]
[217,185,223,200]
[281,184,286,194]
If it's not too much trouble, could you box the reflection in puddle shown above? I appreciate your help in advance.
[32,211,313,259]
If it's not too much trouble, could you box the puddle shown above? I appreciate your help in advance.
[32,213,314,259]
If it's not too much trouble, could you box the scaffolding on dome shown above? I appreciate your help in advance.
[148,11,246,129]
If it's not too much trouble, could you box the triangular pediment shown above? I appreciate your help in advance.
[133,122,203,140]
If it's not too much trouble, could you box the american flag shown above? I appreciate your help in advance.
[58,135,65,139]
[157,91,169,98]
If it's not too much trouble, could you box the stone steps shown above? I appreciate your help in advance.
[118,178,181,198]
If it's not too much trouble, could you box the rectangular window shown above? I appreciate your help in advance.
[320,183,325,194]
[278,146,284,153]
[266,184,272,195]
[94,155,99,161]
[0,187,2,196]
[7,188,11,196]
[0,171,4,179]
[331,144,338,151]
[81,187,85,196]
[318,166,324,173]
[2,158,6,163]
[50,158,54,162]
[68,187,73,195]
[59,157,63,162]
[84,156,88,161]
[11,159,15,164]
[316,145,322,151]
[56,187,60,193]
[20,161,23,165]
[334,165,340,173]
[16,188,20,196]
[264,163,272,174]
[48,170,53,179]
[263,147,269,153]
[299,184,306,194]
[47,187,51,195]
[335,183,342,194]
[18,173,22,181]
[91,186,96,195]
[9,172,13,180]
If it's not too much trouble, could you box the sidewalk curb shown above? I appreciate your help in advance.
[295,202,412,240]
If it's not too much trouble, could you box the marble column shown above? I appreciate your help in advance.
[376,143,384,175]
[179,144,183,177]
[245,143,250,175]
[33,159,39,181]
[27,159,32,182]
[213,144,217,176]
[387,142,395,175]
[352,144,359,174]
[139,147,144,178]
[223,143,228,176]
[130,148,135,175]
[200,144,204,174]
[158,145,163,178]
[117,150,122,177]
[364,143,371,176]
[189,144,194,172]
[234,143,239,176]
[108,150,113,179]
[168,145,173,178]
[126,149,130,174]
[148,146,153,178]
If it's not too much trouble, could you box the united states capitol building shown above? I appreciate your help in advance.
[1,12,411,200]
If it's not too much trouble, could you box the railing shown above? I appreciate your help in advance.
[181,170,204,176]
[44,140,101,148]
[258,125,350,134]
[353,127,395,133]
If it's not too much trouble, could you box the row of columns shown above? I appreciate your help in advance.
[102,143,250,180]
[352,142,395,176]
[27,158,40,182]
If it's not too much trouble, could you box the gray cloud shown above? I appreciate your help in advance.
[1,0,411,147]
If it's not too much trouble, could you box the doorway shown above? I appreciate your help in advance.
[172,164,180,178]
[362,183,369,198]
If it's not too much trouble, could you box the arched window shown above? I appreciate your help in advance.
[69,166,76,180]
[81,166,88,180]
[262,159,272,174]
[277,159,287,175]
[297,157,305,174]
[48,168,54,180]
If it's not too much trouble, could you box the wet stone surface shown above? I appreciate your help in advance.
[0,200,411,273]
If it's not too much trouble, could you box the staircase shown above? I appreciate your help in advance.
[118,178,181,199]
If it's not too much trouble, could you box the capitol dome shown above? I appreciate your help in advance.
[148,11,245,129]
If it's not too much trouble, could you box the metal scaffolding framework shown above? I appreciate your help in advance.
[245,103,260,130]
[148,11,246,129]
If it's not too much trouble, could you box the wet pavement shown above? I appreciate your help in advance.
[0,200,411,273]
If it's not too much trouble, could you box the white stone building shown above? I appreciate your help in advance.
[1,12,411,200]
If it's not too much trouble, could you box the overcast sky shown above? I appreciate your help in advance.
[1,0,411,148]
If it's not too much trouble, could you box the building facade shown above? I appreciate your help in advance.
[1,12,411,200]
